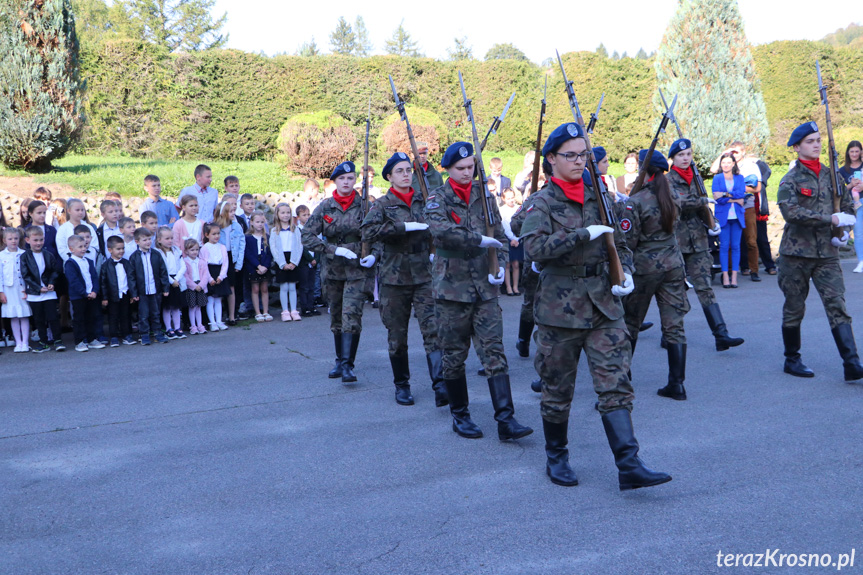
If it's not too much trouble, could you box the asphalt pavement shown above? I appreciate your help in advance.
[3,263,863,574]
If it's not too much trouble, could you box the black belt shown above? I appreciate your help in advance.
[385,243,427,254]
[541,263,605,278]
[328,234,361,244]
[436,247,484,260]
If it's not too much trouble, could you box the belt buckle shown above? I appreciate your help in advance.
[573,265,586,277]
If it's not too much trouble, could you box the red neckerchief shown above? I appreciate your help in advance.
[332,190,356,211]
[389,187,413,207]
[449,179,472,204]
[647,174,656,183]
[422,162,429,172]
[671,166,693,185]
[799,158,822,177]
[551,177,584,204]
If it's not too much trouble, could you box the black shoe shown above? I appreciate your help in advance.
[543,419,578,487]
[639,321,654,332]
[340,332,360,383]
[487,374,533,441]
[831,323,863,381]
[390,353,414,405]
[310,309,321,316]
[426,350,449,407]
[660,336,668,350]
[372,301,379,309]
[782,325,814,378]
[750,273,761,282]
[530,378,543,393]
[516,319,534,358]
[601,409,672,491]
[445,374,483,438]
[703,303,744,351]
[328,332,343,379]
[657,343,687,400]
[477,367,486,376]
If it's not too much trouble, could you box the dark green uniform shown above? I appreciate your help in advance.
[670,169,715,308]
[412,163,444,193]
[521,179,636,421]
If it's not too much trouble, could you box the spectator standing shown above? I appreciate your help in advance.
[712,154,746,288]
[499,188,522,296]
[838,141,863,272]
[616,152,639,195]
[755,159,777,275]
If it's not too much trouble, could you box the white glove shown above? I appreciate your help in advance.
[488,266,505,285]
[833,212,857,227]
[531,261,540,274]
[479,235,503,249]
[586,225,614,241]
[708,223,722,236]
[429,254,434,263]
[832,231,850,247]
[404,222,429,232]
[611,273,634,297]
[334,247,358,260]
[360,255,376,268]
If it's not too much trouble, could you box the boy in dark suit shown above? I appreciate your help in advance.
[128,228,169,345]
[100,236,138,347]
[21,226,63,352]
[63,235,105,352]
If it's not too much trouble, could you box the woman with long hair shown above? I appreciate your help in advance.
[839,141,863,272]
[712,153,747,287]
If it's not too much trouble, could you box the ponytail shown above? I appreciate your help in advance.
[648,167,678,234]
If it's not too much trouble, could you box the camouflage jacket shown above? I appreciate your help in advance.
[361,188,431,286]
[509,187,550,265]
[521,179,634,330]
[669,169,711,254]
[411,163,444,193]
[622,179,685,274]
[424,179,509,303]
[777,161,855,258]
[301,193,375,282]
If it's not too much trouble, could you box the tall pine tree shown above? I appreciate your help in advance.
[0,0,84,171]
[329,16,356,55]
[654,0,769,170]
[384,20,421,57]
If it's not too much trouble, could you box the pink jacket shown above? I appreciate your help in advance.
[172,218,203,250]
[183,256,211,294]
[201,243,228,281]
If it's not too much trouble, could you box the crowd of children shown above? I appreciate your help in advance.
[0,165,323,354]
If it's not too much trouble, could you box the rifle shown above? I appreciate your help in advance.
[361,96,371,258]
[555,50,625,288]
[479,92,516,152]
[658,88,716,230]
[458,70,499,274]
[629,93,677,197]
[529,76,547,195]
[817,61,846,240]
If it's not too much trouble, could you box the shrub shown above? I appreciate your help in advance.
[378,106,446,160]
[277,110,357,178]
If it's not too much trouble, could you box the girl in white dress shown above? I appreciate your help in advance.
[0,227,33,352]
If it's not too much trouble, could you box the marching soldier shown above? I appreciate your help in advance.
[361,152,448,407]
[301,161,376,383]
[521,123,671,489]
[424,141,533,441]
[621,150,690,400]
[667,138,744,352]
[410,141,444,192]
[777,122,863,380]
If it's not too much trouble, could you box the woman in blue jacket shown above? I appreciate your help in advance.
[712,153,746,288]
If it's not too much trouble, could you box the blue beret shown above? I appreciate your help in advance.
[330,161,356,180]
[668,139,691,158]
[592,146,607,163]
[787,121,819,147]
[382,152,412,181]
[441,142,474,169]
[542,123,585,156]
[639,149,670,172]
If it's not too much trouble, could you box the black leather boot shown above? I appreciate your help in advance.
[657,343,687,400]
[543,419,578,486]
[516,319,534,358]
[426,350,448,407]
[477,368,486,376]
[530,378,543,393]
[782,325,814,378]
[328,332,343,378]
[639,321,653,332]
[445,374,483,438]
[487,374,533,441]
[703,303,744,351]
[660,335,668,350]
[340,332,360,383]
[390,352,414,405]
[601,409,672,491]
[831,323,863,381]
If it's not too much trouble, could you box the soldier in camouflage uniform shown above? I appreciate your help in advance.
[777,122,863,380]
[521,123,671,490]
[424,141,532,441]
[362,152,448,407]
[621,149,690,401]
[410,142,444,192]
[301,161,376,383]
[667,139,744,352]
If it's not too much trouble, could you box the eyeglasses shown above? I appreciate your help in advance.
[555,151,590,162]
[392,168,413,176]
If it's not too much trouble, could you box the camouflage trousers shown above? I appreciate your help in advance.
[534,316,634,422]
[436,298,507,379]
[379,282,439,357]
[778,255,850,329]
[683,250,716,307]
[624,267,690,347]
[519,267,539,325]
[326,277,372,334]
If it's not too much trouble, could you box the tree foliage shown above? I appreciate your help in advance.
[448,36,473,61]
[821,22,863,48]
[297,37,320,57]
[485,43,529,62]
[329,16,356,56]
[654,0,770,171]
[384,20,421,57]
[378,107,446,159]
[596,43,608,57]
[277,110,357,178]
[354,16,372,56]
[0,0,84,171]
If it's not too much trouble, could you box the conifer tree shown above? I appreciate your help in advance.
[596,43,608,57]
[384,20,421,57]
[654,0,769,170]
[354,16,372,56]
[329,16,356,55]
[0,0,84,171]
